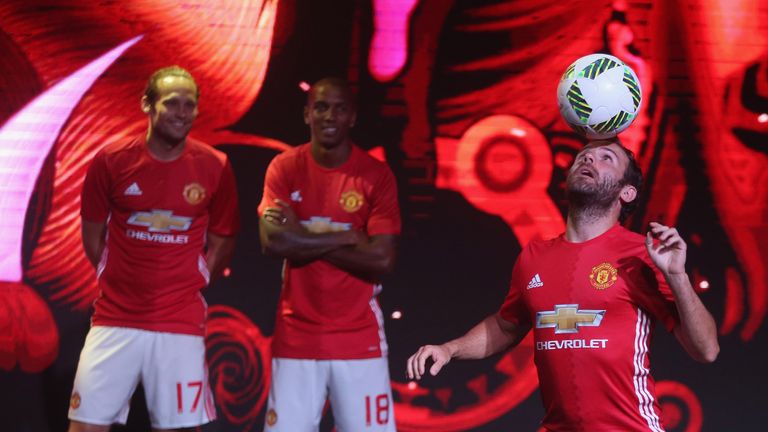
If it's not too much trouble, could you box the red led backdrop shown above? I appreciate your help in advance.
[0,0,766,431]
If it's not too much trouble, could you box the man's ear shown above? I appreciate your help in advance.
[619,184,638,205]
[141,96,151,114]
[303,105,310,125]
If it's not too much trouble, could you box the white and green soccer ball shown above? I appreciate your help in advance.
[557,53,642,139]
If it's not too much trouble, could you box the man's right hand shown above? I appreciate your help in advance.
[406,344,453,380]
[263,199,300,229]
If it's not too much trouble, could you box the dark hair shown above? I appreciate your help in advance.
[618,144,643,223]
[307,77,356,108]
[143,66,199,103]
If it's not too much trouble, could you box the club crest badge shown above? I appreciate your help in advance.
[70,392,81,409]
[589,262,618,290]
[183,182,206,205]
[266,408,278,426]
[339,190,364,213]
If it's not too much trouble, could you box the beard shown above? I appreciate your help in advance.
[566,173,624,220]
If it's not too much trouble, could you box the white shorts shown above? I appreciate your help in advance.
[68,326,216,428]
[265,357,396,432]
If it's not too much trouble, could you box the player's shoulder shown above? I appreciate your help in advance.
[351,145,394,177]
[609,224,648,249]
[268,143,308,167]
[184,136,229,165]
[512,236,559,271]
[525,234,561,254]
[98,135,141,155]
[93,135,145,165]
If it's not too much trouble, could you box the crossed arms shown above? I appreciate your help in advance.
[259,199,396,280]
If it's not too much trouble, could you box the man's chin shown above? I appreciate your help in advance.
[158,130,190,145]
[566,183,598,196]
[317,139,344,149]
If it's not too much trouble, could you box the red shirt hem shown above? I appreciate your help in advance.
[92,319,205,336]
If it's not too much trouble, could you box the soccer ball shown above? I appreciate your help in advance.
[557,53,642,139]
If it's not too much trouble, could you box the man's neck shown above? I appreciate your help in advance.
[146,130,185,162]
[565,205,620,243]
[310,140,352,168]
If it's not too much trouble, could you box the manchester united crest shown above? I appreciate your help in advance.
[589,262,618,290]
[183,182,206,205]
[339,190,364,213]
[266,408,278,426]
[70,391,81,409]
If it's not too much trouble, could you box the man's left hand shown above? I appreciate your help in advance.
[646,221,687,276]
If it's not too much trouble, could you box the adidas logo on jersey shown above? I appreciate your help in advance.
[527,274,544,289]
[124,182,143,196]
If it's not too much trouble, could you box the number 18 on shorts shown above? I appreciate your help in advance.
[265,357,396,432]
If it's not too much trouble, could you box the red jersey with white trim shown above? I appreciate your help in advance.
[500,224,679,432]
[258,144,401,359]
[81,135,239,336]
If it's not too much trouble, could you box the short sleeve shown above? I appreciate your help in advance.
[629,252,679,331]
[366,167,401,236]
[499,256,531,327]
[80,151,111,223]
[257,153,291,216]
[207,158,240,236]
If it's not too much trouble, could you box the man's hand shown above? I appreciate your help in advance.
[263,199,301,230]
[259,198,366,262]
[406,344,453,380]
[646,221,687,276]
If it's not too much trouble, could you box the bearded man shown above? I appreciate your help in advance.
[407,139,719,432]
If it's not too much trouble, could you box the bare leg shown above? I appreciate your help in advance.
[68,420,111,432]
[151,428,198,432]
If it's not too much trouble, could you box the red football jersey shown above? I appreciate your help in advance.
[258,144,401,359]
[81,135,239,336]
[500,224,679,432]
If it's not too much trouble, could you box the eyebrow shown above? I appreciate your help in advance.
[599,147,619,158]
[313,100,350,108]
[577,146,619,159]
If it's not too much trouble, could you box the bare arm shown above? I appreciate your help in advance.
[206,232,236,283]
[647,222,719,363]
[81,219,107,269]
[667,273,719,363]
[323,234,397,280]
[406,313,530,380]
[259,199,359,262]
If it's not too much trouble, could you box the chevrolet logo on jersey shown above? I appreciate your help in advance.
[536,304,605,334]
[127,210,192,232]
[301,216,352,233]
